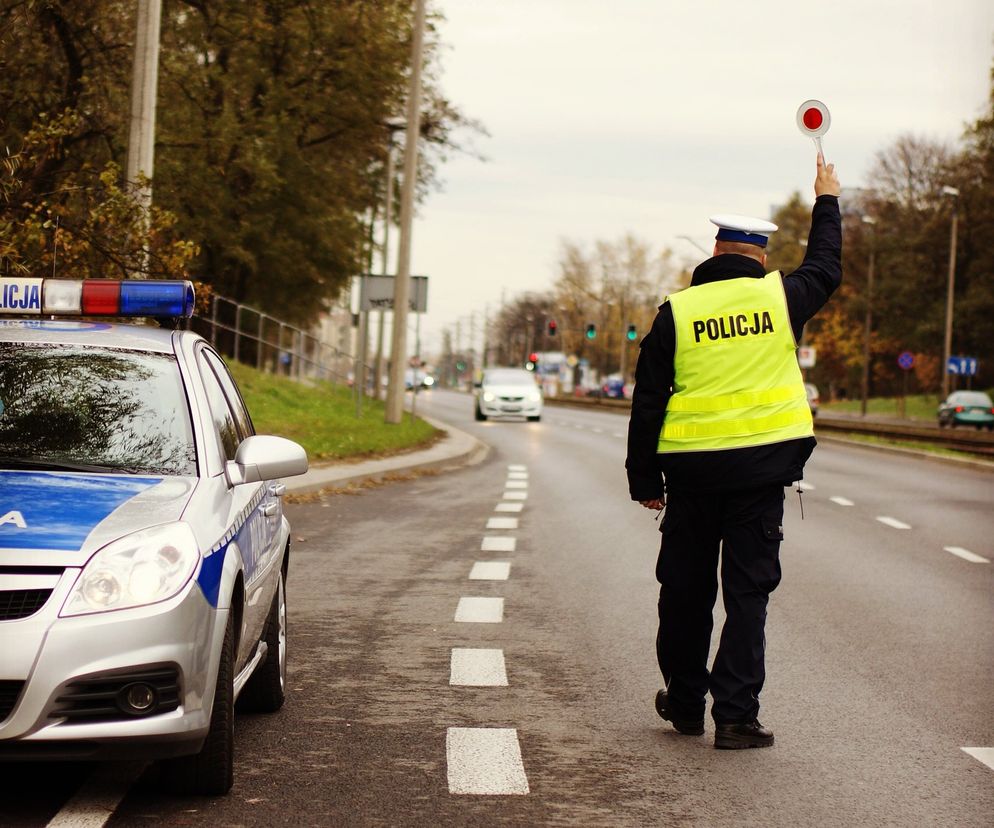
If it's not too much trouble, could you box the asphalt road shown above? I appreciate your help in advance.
[5,388,993,826]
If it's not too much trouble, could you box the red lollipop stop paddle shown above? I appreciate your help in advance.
[796,99,831,161]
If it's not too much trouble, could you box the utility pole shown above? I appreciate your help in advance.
[941,186,960,398]
[385,0,427,424]
[859,216,876,416]
[125,0,162,274]
[374,127,400,399]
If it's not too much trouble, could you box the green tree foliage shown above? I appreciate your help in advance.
[0,0,475,323]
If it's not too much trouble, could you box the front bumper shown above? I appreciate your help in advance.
[479,397,543,418]
[0,572,225,761]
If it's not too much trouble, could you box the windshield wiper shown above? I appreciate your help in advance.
[0,457,138,474]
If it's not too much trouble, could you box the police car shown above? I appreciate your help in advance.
[0,278,308,795]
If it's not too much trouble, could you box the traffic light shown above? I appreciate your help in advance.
[585,323,597,340]
[526,352,538,371]
[626,324,638,341]
[547,318,558,336]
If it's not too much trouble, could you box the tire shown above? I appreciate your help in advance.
[159,613,235,795]
[474,405,486,422]
[237,570,287,714]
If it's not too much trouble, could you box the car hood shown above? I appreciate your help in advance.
[0,470,196,567]
[481,384,541,397]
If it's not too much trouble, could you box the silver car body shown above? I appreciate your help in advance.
[0,319,303,760]
[476,368,543,419]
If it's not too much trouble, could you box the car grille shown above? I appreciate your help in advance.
[0,589,53,621]
[51,667,181,722]
[0,680,25,721]
[499,396,524,402]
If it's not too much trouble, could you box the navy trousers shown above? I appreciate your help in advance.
[655,484,785,724]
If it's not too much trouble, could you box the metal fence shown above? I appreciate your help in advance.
[189,294,378,414]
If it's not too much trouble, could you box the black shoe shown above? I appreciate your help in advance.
[654,689,704,735]
[714,720,774,749]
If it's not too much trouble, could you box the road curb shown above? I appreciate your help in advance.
[285,414,490,495]
[817,433,994,473]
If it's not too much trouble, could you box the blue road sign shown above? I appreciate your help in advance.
[946,356,978,376]
[897,351,915,371]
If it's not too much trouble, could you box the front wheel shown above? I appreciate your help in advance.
[237,569,287,713]
[159,613,235,795]
[475,405,487,421]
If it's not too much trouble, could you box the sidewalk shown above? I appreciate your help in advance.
[285,415,489,495]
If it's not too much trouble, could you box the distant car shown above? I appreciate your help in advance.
[0,277,309,795]
[404,369,432,390]
[474,368,543,421]
[601,376,629,399]
[937,390,994,429]
[805,383,820,417]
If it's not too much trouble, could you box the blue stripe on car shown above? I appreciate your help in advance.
[0,471,162,550]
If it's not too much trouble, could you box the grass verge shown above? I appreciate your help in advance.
[820,394,940,421]
[819,431,991,462]
[228,361,442,463]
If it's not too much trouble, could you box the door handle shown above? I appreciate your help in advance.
[268,483,286,497]
[260,502,279,517]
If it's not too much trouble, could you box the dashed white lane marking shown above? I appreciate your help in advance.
[470,561,511,580]
[508,464,527,472]
[962,747,994,772]
[503,491,528,500]
[46,763,145,828]
[592,428,604,433]
[487,517,519,530]
[455,596,504,623]
[830,496,855,506]
[613,432,625,438]
[945,546,990,564]
[482,536,516,553]
[507,471,528,480]
[450,648,508,686]
[504,480,528,489]
[798,481,815,491]
[446,728,529,795]
[877,516,911,530]
[495,502,524,513]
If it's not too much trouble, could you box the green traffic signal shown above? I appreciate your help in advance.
[585,323,596,340]
[626,324,638,341]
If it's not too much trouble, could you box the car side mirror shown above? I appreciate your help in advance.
[226,435,309,487]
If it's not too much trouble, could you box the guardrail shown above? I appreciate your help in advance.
[543,396,994,457]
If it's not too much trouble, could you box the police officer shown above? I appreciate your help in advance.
[626,154,842,749]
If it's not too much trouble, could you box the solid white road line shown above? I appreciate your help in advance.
[876,516,911,530]
[962,747,994,772]
[487,517,519,530]
[503,491,528,500]
[470,561,511,580]
[945,546,990,564]
[450,648,508,686]
[830,496,855,506]
[446,728,529,795]
[798,481,815,491]
[481,536,516,553]
[495,502,524,513]
[46,763,145,828]
[507,471,528,480]
[455,596,504,623]
[504,480,528,489]
[508,464,527,471]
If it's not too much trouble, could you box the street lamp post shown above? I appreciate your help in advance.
[940,185,960,398]
[859,216,876,416]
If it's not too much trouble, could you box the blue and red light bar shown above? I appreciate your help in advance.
[0,278,195,318]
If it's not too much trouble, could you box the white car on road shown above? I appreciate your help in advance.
[474,368,543,422]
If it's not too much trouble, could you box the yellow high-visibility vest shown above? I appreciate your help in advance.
[657,272,813,453]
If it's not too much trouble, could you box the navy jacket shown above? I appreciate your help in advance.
[626,195,843,499]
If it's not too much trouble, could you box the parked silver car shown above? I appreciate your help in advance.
[0,277,307,795]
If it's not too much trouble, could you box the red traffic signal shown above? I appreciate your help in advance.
[547,319,558,336]
[528,352,538,364]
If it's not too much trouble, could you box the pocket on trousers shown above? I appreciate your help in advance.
[761,513,784,542]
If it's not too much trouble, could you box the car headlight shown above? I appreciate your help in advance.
[482,391,496,402]
[61,523,200,617]
[528,391,542,402]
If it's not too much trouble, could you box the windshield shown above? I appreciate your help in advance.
[484,370,537,386]
[0,343,197,475]
[951,392,993,406]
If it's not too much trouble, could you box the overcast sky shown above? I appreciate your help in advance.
[401,0,994,356]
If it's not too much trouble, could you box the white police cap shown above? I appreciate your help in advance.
[709,214,778,248]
